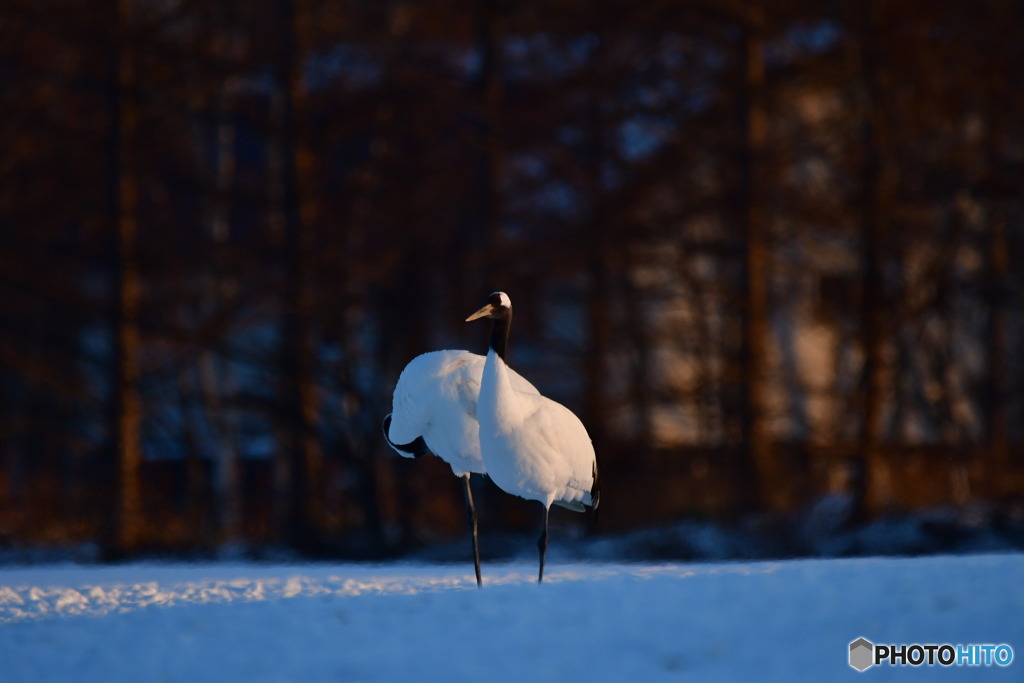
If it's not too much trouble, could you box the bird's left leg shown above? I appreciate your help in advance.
[463,474,483,588]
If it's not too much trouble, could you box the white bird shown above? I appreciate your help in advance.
[383,349,540,586]
[466,291,601,583]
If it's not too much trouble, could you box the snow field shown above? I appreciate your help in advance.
[2,554,1021,682]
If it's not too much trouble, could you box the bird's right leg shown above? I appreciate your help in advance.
[463,474,482,588]
[537,505,550,584]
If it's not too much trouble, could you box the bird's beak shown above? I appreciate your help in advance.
[465,303,494,322]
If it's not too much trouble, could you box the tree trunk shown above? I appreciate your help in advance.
[175,364,207,545]
[209,65,242,549]
[986,208,1009,478]
[584,238,610,447]
[476,0,504,287]
[856,0,892,516]
[105,0,143,559]
[621,267,652,452]
[198,350,242,549]
[983,51,1012,490]
[735,8,771,513]
[582,29,610,448]
[276,0,321,554]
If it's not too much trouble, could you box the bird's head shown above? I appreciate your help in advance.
[465,291,512,322]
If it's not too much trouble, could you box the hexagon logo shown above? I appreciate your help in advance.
[849,637,874,672]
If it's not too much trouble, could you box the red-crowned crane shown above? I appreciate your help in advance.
[384,349,539,586]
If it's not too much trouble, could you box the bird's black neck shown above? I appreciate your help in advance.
[490,310,511,361]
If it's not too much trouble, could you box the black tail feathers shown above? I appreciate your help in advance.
[381,414,432,458]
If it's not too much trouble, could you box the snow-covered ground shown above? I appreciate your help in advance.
[2,554,1021,682]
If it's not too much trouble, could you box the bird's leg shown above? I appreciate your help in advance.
[463,474,482,588]
[537,505,550,584]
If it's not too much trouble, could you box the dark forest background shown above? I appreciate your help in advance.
[2,0,1023,562]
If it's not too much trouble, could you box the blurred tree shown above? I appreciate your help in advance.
[735,0,771,512]
[475,0,506,287]
[104,0,143,558]
[275,0,323,554]
[1,0,1023,558]
[852,0,892,515]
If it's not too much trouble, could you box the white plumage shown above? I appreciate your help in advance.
[466,291,600,583]
[385,350,540,475]
[383,348,539,586]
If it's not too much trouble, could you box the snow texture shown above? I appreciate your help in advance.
[2,555,1021,682]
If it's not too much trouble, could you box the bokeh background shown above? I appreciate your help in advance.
[2,0,1023,561]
